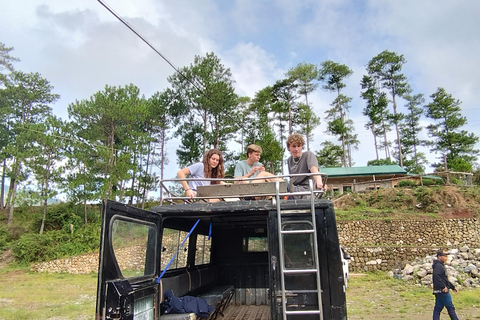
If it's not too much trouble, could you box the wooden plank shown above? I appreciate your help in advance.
[223,306,270,320]
[197,182,287,197]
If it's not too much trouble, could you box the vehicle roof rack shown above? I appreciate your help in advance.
[159,173,327,204]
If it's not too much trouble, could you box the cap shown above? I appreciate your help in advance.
[436,249,448,257]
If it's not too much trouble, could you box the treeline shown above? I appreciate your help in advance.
[1,43,479,232]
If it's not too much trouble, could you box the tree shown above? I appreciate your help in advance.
[2,71,58,225]
[316,141,343,167]
[248,87,284,174]
[168,52,239,155]
[297,103,320,151]
[424,87,479,171]
[360,75,392,161]
[398,93,428,173]
[25,115,65,234]
[366,50,411,167]
[319,60,356,166]
[286,62,319,109]
[285,63,320,147]
[67,84,149,202]
[0,42,19,85]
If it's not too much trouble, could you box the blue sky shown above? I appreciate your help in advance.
[1,0,480,191]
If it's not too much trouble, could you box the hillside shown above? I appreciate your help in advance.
[332,185,480,220]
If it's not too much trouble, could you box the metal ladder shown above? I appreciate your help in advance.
[274,180,323,320]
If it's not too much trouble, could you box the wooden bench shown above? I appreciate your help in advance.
[197,181,287,199]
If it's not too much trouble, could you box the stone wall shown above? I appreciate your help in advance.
[31,218,480,274]
[337,218,480,272]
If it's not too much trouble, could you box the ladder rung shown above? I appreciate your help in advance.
[280,229,314,234]
[284,269,318,274]
[285,310,321,315]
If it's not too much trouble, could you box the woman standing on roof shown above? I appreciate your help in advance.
[177,148,225,198]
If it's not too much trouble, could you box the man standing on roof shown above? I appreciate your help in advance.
[234,144,282,184]
[432,249,460,320]
[286,134,326,198]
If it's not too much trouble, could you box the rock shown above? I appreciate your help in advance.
[416,269,428,278]
[403,275,414,281]
[403,264,414,275]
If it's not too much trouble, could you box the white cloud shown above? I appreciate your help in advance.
[1,0,479,175]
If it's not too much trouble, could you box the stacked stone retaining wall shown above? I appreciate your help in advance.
[30,218,480,274]
[337,218,480,272]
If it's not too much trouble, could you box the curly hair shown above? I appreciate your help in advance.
[203,148,225,184]
[286,133,305,148]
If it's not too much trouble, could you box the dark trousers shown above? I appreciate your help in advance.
[433,293,459,320]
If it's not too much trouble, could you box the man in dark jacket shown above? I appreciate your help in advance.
[432,249,460,320]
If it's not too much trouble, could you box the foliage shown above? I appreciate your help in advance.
[316,141,343,167]
[286,62,320,148]
[366,50,411,168]
[421,178,436,186]
[319,60,356,166]
[398,180,417,187]
[361,74,392,161]
[367,158,396,166]
[399,93,428,173]
[424,87,479,171]
[168,52,239,159]
[11,224,100,263]
[0,224,9,251]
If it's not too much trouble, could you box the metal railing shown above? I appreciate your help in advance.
[158,173,328,204]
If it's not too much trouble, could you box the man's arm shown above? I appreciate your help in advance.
[309,166,325,190]
[234,163,265,183]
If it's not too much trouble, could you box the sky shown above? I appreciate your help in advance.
[1,0,480,188]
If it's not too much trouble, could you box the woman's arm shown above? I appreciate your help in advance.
[177,167,195,198]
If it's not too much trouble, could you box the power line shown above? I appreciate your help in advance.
[97,0,226,121]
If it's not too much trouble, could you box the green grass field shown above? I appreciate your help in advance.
[0,267,479,320]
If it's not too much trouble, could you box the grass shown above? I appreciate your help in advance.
[0,267,479,319]
[0,266,97,320]
[346,272,480,319]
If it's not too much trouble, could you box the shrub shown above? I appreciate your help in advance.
[0,225,8,251]
[11,224,100,264]
[398,180,417,188]
[422,179,435,186]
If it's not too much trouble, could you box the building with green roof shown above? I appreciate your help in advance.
[318,165,441,194]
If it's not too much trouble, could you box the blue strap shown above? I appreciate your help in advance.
[208,218,212,240]
[155,219,200,283]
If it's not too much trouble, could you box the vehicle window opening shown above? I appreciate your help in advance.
[111,218,157,278]
[282,221,314,269]
[159,219,200,281]
[195,233,212,265]
[242,237,268,252]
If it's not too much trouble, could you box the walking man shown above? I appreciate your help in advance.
[432,249,460,320]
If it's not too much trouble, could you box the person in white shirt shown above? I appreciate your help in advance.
[177,148,225,199]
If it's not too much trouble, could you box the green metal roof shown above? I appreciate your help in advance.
[318,165,407,177]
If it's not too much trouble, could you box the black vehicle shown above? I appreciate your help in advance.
[95,177,347,320]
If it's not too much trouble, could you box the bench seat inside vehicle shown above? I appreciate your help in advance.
[159,266,234,320]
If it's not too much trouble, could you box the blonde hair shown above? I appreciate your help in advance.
[246,144,262,156]
[203,149,225,184]
[286,134,305,148]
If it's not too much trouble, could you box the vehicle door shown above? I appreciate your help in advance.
[96,199,162,320]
